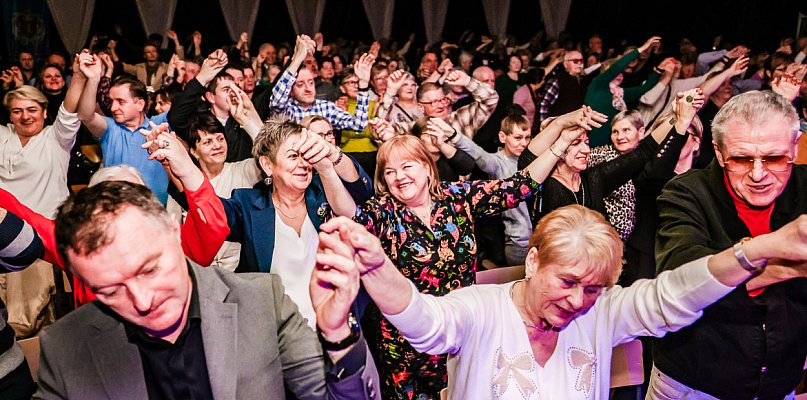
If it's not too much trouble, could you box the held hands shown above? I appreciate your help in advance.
[78,51,103,80]
[224,81,260,126]
[197,50,228,85]
[639,36,662,54]
[139,123,202,187]
[558,105,608,131]
[292,35,316,65]
[672,88,705,126]
[726,45,750,59]
[292,128,337,171]
[444,69,471,87]
[311,216,389,341]
[368,118,395,143]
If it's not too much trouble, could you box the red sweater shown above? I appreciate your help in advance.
[724,174,773,296]
[0,178,229,306]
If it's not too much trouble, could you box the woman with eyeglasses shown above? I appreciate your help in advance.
[376,70,424,126]
[338,69,379,177]
[321,108,602,399]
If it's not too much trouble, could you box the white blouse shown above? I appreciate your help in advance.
[270,214,319,329]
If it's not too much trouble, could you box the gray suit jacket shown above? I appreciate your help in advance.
[34,262,380,399]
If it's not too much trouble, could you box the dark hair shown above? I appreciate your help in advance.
[35,64,66,93]
[55,181,169,266]
[154,88,173,103]
[186,113,225,150]
[111,75,148,102]
[410,117,431,138]
[524,68,545,85]
[207,71,233,94]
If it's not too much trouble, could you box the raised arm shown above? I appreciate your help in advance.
[77,51,108,138]
[226,82,263,139]
[446,70,500,138]
[270,35,315,112]
[699,56,749,100]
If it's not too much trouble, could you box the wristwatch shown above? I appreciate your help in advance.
[318,312,361,351]
[733,237,767,273]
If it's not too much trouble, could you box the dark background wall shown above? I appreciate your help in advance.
[3,0,807,66]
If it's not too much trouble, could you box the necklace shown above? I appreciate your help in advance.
[510,280,555,333]
[273,195,306,219]
[571,184,585,206]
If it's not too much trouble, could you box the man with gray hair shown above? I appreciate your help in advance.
[648,90,807,399]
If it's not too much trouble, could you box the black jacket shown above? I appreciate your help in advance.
[653,160,807,400]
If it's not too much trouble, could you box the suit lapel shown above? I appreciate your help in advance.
[195,264,238,400]
[87,311,147,399]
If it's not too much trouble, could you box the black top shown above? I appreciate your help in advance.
[436,148,475,182]
[693,100,719,169]
[124,270,214,400]
[167,79,254,163]
[518,128,664,227]
[622,128,689,284]
[654,161,807,399]
[545,69,596,119]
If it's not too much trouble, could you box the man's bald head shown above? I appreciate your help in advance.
[473,66,495,88]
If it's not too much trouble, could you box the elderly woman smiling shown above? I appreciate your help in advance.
[324,108,602,399]
[312,205,791,399]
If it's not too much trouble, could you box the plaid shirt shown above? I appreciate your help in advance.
[270,69,370,131]
[538,77,560,123]
[389,79,499,139]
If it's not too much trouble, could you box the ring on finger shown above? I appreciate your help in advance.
[159,139,170,149]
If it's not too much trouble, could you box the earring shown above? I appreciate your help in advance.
[264,176,273,185]
[525,275,531,281]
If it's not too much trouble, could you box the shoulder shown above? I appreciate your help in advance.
[41,302,116,346]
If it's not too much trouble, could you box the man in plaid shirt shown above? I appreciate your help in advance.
[270,35,373,131]
[384,68,498,139]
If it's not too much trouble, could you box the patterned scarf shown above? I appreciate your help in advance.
[588,145,636,241]
[609,74,627,111]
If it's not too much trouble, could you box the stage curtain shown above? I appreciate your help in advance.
[218,0,261,42]
[46,0,95,54]
[362,0,394,40]
[285,0,327,35]
[539,0,572,39]
[133,0,178,46]
[421,0,448,46]
[480,0,510,39]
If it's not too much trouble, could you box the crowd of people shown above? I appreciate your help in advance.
[1,22,807,400]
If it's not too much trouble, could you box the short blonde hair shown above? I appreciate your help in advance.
[528,205,623,287]
[299,115,332,130]
[252,116,303,178]
[611,110,644,132]
[3,85,47,112]
[375,135,443,199]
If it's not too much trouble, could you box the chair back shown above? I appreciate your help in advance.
[475,265,525,284]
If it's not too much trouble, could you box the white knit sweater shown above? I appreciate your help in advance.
[384,256,732,399]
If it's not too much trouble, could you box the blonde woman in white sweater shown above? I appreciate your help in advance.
[310,205,801,400]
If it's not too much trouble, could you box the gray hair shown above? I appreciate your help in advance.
[712,91,800,148]
[88,165,146,187]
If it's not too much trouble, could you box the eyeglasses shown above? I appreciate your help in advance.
[723,155,794,172]
[418,97,451,107]
[317,130,335,139]
[565,58,584,64]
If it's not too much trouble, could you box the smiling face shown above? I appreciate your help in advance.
[398,76,417,101]
[9,98,46,139]
[715,118,795,207]
[418,88,451,119]
[562,133,590,172]
[191,130,227,169]
[383,156,432,206]
[67,206,191,338]
[154,93,171,114]
[610,118,644,153]
[260,134,312,193]
[41,66,65,93]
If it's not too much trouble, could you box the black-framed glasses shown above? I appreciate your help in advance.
[418,97,451,107]
[724,155,794,172]
[316,130,335,139]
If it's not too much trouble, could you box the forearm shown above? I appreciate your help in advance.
[332,151,360,182]
[699,69,733,99]
[77,77,101,121]
[321,168,359,217]
[62,75,85,113]
[181,178,229,266]
[361,260,415,315]
[526,137,569,183]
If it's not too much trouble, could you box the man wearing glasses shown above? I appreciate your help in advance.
[648,90,807,399]
[385,68,498,139]
[538,50,595,125]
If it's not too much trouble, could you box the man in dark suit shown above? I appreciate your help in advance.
[35,181,379,399]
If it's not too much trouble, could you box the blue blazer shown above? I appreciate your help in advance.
[223,159,373,273]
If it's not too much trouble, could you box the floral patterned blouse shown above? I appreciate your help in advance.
[352,170,540,400]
